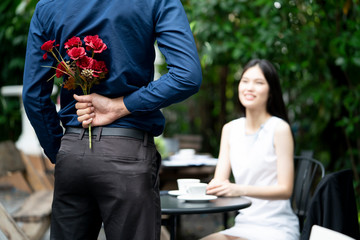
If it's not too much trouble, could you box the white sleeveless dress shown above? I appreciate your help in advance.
[220,117,300,240]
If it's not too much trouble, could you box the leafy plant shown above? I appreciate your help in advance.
[178,0,360,206]
[0,0,37,141]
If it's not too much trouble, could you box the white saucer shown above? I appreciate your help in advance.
[168,190,187,196]
[177,194,217,202]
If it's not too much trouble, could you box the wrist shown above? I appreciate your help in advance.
[111,97,130,119]
[237,185,247,196]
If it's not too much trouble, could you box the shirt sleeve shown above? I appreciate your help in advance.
[22,8,63,163]
[123,0,202,114]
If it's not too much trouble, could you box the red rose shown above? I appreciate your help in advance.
[41,40,56,52]
[89,59,108,77]
[76,56,94,69]
[56,62,67,78]
[67,47,86,60]
[93,60,108,73]
[84,35,107,53]
[41,40,59,59]
[64,36,82,49]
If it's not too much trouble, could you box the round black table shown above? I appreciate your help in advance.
[161,192,252,240]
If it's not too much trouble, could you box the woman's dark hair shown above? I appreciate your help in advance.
[239,59,290,124]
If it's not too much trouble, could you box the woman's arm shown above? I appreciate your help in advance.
[272,120,295,198]
[213,123,233,180]
[206,123,232,191]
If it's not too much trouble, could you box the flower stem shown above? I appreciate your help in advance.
[89,123,92,149]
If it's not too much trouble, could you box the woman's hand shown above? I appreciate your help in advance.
[206,179,243,197]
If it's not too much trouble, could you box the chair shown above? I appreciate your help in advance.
[300,169,360,240]
[174,134,203,152]
[291,156,325,231]
[0,190,53,240]
[0,141,53,240]
[309,225,355,240]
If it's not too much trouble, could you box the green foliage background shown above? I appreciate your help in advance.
[0,0,36,141]
[164,0,360,213]
[1,0,359,216]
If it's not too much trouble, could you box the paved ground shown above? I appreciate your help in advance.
[1,215,226,240]
[97,213,226,240]
[0,188,231,240]
[35,213,225,240]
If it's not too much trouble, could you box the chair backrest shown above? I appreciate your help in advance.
[309,225,355,240]
[0,141,26,177]
[174,134,203,152]
[291,156,325,230]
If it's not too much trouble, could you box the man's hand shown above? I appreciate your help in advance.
[74,93,130,128]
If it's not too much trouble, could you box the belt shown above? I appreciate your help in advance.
[65,127,153,143]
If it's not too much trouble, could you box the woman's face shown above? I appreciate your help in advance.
[238,65,270,111]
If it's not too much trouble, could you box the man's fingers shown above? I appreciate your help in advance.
[73,94,93,103]
[75,102,92,110]
[77,113,95,122]
[81,118,92,128]
[76,108,94,116]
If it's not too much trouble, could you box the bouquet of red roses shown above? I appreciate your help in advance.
[41,35,108,148]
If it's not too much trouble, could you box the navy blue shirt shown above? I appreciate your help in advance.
[23,0,202,163]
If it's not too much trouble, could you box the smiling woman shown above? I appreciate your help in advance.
[238,59,290,125]
[201,59,299,240]
[238,65,270,115]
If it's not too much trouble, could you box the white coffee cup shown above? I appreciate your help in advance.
[178,148,196,157]
[177,178,200,193]
[186,183,207,196]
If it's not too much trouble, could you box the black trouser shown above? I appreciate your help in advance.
[51,129,161,240]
